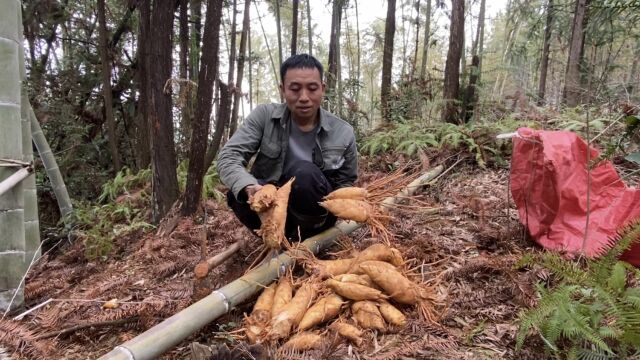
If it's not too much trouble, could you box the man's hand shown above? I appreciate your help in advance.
[244,184,263,202]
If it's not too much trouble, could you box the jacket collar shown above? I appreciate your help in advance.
[272,103,333,132]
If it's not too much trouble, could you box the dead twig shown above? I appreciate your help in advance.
[33,317,140,340]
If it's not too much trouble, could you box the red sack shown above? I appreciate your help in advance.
[510,128,640,265]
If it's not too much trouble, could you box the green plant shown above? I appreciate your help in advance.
[360,119,526,168]
[98,167,151,203]
[176,161,225,202]
[516,222,640,359]
[66,195,154,261]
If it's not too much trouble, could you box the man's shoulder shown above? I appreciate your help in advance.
[321,108,354,134]
[252,103,286,119]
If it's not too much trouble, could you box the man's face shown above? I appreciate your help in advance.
[280,67,325,123]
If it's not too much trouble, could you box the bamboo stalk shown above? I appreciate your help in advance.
[0,167,31,197]
[29,105,73,218]
[194,240,244,279]
[99,166,444,360]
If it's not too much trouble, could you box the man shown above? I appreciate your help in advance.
[217,54,358,240]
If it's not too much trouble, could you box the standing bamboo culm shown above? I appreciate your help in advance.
[0,0,27,312]
[18,6,41,271]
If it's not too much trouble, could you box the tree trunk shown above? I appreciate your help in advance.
[136,0,151,170]
[327,0,344,112]
[411,0,420,79]
[248,27,253,110]
[97,0,121,173]
[419,0,431,79]
[400,0,407,77]
[354,0,361,102]
[0,0,26,311]
[463,55,480,122]
[183,0,222,216]
[254,2,280,100]
[537,0,553,106]
[179,0,191,157]
[229,0,251,138]
[474,0,486,78]
[563,0,588,107]
[380,0,396,122]
[275,0,283,70]
[627,40,640,96]
[224,0,237,141]
[204,81,230,172]
[306,0,313,55]
[442,0,464,124]
[291,0,299,56]
[189,0,202,82]
[149,0,179,223]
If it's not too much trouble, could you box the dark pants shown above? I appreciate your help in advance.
[227,161,337,241]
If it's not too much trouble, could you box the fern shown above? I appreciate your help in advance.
[516,222,640,357]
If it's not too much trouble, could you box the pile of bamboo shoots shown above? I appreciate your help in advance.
[243,243,439,351]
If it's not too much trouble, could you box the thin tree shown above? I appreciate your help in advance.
[628,39,640,96]
[412,0,421,79]
[179,0,191,155]
[537,0,554,106]
[224,0,238,141]
[327,0,344,112]
[442,0,464,124]
[463,0,485,122]
[354,0,362,102]
[136,0,151,169]
[419,0,431,79]
[471,0,486,77]
[307,0,313,55]
[97,0,121,172]
[381,0,396,122]
[275,0,283,71]
[183,0,222,215]
[291,0,299,55]
[228,0,252,138]
[148,0,179,223]
[563,0,588,107]
[204,80,230,171]
[189,0,202,81]
[248,26,253,110]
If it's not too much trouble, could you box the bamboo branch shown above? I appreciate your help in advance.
[194,240,244,279]
[0,167,32,197]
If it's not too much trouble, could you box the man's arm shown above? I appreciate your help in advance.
[332,135,358,189]
[217,105,269,200]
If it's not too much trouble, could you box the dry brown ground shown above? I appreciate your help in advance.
[1,159,547,360]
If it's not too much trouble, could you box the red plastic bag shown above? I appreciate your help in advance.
[510,128,640,265]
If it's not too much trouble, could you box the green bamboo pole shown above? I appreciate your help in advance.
[28,105,73,218]
[0,0,27,311]
[18,5,41,264]
[99,166,444,360]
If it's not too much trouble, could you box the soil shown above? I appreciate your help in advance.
[2,158,547,360]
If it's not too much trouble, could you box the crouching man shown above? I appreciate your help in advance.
[217,54,358,240]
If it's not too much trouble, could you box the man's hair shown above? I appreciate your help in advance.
[280,54,324,84]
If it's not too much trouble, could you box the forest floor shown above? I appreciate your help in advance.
[5,156,549,360]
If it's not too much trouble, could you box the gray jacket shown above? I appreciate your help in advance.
[218,103,358,199]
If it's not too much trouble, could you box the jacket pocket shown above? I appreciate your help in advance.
[252,142,281,179]
[321,146,346,170]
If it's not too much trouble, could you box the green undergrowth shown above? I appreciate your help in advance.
[65,162,223,260]
[359,118,537,168]
[515,222,640,359]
